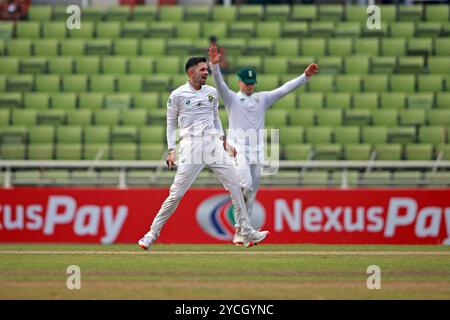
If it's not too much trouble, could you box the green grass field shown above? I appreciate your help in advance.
[0,244,449,300]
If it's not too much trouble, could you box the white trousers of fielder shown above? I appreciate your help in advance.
[148,135,254,241]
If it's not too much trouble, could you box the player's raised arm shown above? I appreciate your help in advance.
[209,45,236,108]
[261,63,319,110]
[166,93,179,170]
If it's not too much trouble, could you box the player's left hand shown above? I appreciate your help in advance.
[305,63,319,77]
[223,140,237,158]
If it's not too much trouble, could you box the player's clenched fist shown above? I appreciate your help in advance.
[166,149,176,170]
[305,63,319,77]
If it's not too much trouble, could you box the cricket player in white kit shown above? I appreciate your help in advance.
[138,57,269,250]
[209,45,319,244]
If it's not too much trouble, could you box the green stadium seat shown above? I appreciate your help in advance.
[265,5,290,22]
[66,109,92,126]
[142,75,171,92]
[105,94,131,110]
[24,92,50,109]
[291,4,317,21]
[418,75,443,92]
[265,109,287,127]
[0,92,21,108]
[97,22,122,39]
[274,39,299,56]
[35,74,59,92]
[211,6,237,22]
[159,5,184,21]
[149,109,167,126]
[185,5,210,22]
[201,22,227,40]
[400,109,426,126]
[388,127,416,144]
[419,126,446,145]
[238,5,264,22]
[436,145,450,161]
[172,74,189,89]
[345,56,369,74]
[283,144,312,160]
[228,22,255,39]
[51,93,77,110]
[306,126,332,144]
[344,109,371,126]
[68,22,94,38]
[427,110,450,126]
[134,92,160,110]
[128,57,153,75]
[435,38,450,56]
[317,109,342,126]
[48,57,73,74]
[19,57,47,74]
[166,39,192,55]
[84,144,110,160]
[141,39,167,56]
[354,38,380,55]
[255,75,280,92]
[397,57,424,74]
[407,93,434,109]
[363,126,388,144]
[325,92,351,109]
[344,144,371,160]
[0,109,10,125]
[81,7,105,21]
[0,57,19,74]
[139,126,165,144]
[398,5,423,22]
[111,143,137,160]
[307,75,334,92]
[298,92,323,110]
[84,125,110,143]
[90,75,116,93]
[42,22,67,39]
[7,39,32,56]
[34,39,59,56]
[246,39,274,56]
[317,56,342,74]
[102,56,127,74]
[353,93,378,110]
[111,126,138,143]
[121,22,148,39]
[280,22,308,38]
[56,125,82,144]
[428,57,450,75]
[256,22,281,39]
[286,56,314,75]
[363,75,388,92]
[289,110,315,127]
[345,5,367,22]
[28,5,52,20]
[334,126,360,144]
[279,127,304,145]
[175,22,201,39]
[380,92,406,110]
[406,144,433,160]
[85,39,113,55]
[114,39,139,56]
[16,21,41,39]
[371,110,398,126]
[132,5,157,21]
[74,57,100,74]
[37,109,66,126]
[436,93,450,109]
[27,144,54,160]
[314,144,342,161]
[371,56,397,74]
[148,22,175,38]
[0,21,14,40]
[334,22,361,37]
[139,143,165,160]
[374,144,402,161]
[335,75,360,92]
[390,22,415,38]
[234,56,262,73]
[117,75,143,93]
[28,125,54,144]
[302,38,326,56]
[272,94,296,111]
[5,75,34,92]
[79,93,104,110]
[105,6,130,22]
[0,38,4,55]
[263,57,288,75]
[381,38,406,56]
[55,144,82,160]
[318,4,343,22]
[1,143,26,159]
[0,125,27,144]
[122,109,148,126]
[60,39,85,56]
[154,56,181,74]
[407,37,433,56]
[425,5,449,22]
[415,22,442,38]
[390,75,416,93]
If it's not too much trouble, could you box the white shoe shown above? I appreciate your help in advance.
[138,234,153,251]
[242,230,269,248]
[232,232,244,245]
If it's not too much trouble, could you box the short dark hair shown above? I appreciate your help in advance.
[185,56,207,73]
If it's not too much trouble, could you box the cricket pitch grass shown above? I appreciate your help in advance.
[0,244,449,300]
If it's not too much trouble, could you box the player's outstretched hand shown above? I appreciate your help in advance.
[305,63,319,77]
[166,150,176,170]
[208,45,221,65]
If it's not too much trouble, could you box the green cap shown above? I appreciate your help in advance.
[237,67,257,84]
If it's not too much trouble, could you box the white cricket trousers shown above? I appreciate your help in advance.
[148,135,254,241]
[233,151,262,227]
